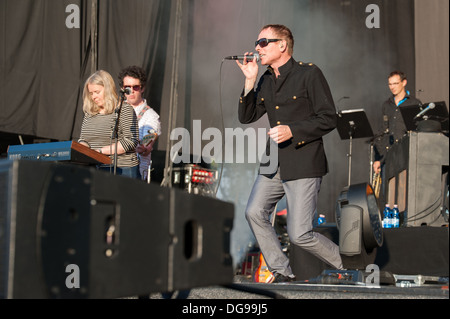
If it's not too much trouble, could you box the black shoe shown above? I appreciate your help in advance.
[270,273,296,283]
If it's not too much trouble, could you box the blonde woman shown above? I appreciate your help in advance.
[78,70,140,178]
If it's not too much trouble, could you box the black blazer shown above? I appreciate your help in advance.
[238,58,337,181]
[374,94,422,163]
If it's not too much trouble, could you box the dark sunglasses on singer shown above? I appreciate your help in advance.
[255,38,282,48]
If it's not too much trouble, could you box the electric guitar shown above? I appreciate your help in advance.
[254,253,274,283]
[141,129,158,147]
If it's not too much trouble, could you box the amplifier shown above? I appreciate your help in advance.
[384,132,449,226]
[172,164,218,197]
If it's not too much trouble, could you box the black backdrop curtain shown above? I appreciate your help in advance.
[85,0,171,141]
[0,0,417,216]
[1,0,416,143]
[180,0,417,223]
[0,0,170,141]
[0,0,89,140]
[1,0,448,274]
[1,0,422,266]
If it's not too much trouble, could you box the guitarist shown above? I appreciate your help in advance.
[119,66,162,182]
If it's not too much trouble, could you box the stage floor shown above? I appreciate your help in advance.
[291,225,449,281]
[148,226,449,301]
[148,276,449,299]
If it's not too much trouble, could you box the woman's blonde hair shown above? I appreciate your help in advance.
[82,70,118,115]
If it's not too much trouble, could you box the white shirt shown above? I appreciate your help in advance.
[133,99,162,179]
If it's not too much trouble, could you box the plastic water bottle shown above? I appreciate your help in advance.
[382,204,392,228]
[318,214,326,225]
[392,205,400,228]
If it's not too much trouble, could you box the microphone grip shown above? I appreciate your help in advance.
[414,103,435,119]
[225,54,260,62]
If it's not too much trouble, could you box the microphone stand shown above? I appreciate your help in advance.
[347,123,356,186]
[111,92,126,175]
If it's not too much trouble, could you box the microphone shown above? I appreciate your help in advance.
[225,53,260,62]
[120,87,132,95]
[414,102,435,119]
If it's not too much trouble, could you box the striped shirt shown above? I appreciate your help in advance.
[78,102,139,168]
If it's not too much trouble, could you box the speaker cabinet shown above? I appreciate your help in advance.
[0,160,234,299]
[338,205,362,256]
[170,189,233,291]
[384,132,449,226]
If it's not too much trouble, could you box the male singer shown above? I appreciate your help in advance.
[236,24,343,282]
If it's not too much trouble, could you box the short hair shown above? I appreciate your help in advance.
[261,24,294,55]
[118,65,147,89]
[82,70,118,115]
[389,70,407,81]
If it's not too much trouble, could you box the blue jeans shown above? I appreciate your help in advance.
[97,165,141,180]
[245,168,343,277]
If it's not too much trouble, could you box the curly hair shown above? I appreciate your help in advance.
[118,65,147,89]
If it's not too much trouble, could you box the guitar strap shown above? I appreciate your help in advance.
[137,104,150,121]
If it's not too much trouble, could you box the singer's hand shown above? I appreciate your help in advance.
[236,52,258,90]
[268,125,293,144]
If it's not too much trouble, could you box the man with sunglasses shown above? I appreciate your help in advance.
[236,24,342,283]
[119,66,162,182]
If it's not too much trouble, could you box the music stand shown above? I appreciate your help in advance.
[399,101,449,133]
[337,109,374,186]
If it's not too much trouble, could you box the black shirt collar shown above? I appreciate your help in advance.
[267,57,295,77]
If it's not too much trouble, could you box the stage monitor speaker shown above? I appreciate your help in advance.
[384,132,449,226]
[170,189,233,292]
[0,159,234,299]
[338,204,362,256]
[335,183,383,252]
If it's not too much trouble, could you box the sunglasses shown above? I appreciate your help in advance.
[255,38,282,48]
[123,85,141,93]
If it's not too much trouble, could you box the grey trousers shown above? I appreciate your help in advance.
[245,169,343,277]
